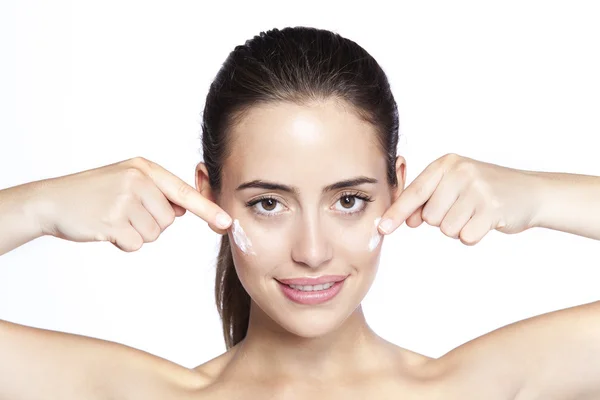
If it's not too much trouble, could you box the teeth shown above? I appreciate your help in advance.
[288,282,335,291]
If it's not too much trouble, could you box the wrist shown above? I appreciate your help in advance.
[20,180,54,238]
[528,171,592,232]
[527,171,559,230]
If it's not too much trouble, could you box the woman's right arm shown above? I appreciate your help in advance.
[0,157,230,398]
[0,319,210,399]
[1,157,231,255]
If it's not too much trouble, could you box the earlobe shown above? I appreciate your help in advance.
[195,162,216,202]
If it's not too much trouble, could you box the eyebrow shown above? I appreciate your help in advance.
[236,176,378,195]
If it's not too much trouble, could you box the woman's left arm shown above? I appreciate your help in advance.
[378,154,600,399]
[532,171,600,240]
[434,299,600,400]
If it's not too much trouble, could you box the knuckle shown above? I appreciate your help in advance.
[421,212,436,226]
[134,219,161,243]
[120,244,135,253]
[177,183,192,200]
[129,237,144,251]
[157,212,176,231]
[162,210,176,228]
[420,207,430,220]
[413,182,427,198]
[155,217,174,232]
[129,156,151,169]
[124,157,155,178]
[442,153,461,165]
[459,230,478,246]
[421,213,431,225]
[168,207,177,221]
[101,205,125,226]
[470,180,494,202]
[122,166,146,182]
[126,244,142,252]
[119,169,146,194]
[487,195,503,212]
[145,233,159,243]
[113,236,141,252]
[421,205,440,226]
[455,160,478,179]
[148,224,161,242]
[440,221,458,238]
[120,172,150,198]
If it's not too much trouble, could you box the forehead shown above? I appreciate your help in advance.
[224,99,386,190]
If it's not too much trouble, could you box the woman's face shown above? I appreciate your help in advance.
[214,99,404,338]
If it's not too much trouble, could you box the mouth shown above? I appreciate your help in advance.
[275,275,348,305]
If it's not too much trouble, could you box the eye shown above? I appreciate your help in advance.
[246,196,286,216]
[332,192,374,215]
[339,195,356,209]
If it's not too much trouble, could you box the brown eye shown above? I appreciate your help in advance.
[340,195,355,209]
[261,198,277,211]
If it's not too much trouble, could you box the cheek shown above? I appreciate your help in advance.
[328,216,384,255]
[329,216,383,288]
[228,218,288,288]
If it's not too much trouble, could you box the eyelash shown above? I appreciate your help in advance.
[245,191,374,218]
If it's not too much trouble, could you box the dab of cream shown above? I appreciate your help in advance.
[368,217,383,251]
[232,219,255,255]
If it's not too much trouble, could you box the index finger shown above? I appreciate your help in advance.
[378,159,445,234]
[138,159,232,230]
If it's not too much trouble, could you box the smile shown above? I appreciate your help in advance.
[275,275,348,305]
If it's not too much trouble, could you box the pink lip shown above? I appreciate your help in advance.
[276,275,348,305]
[277,275,348,286]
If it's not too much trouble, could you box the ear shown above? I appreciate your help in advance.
[195,162,217,203]
[393,156,407,201]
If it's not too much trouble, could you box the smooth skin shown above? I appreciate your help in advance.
[1,104,600,399]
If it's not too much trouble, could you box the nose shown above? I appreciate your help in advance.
[291,214,333,269]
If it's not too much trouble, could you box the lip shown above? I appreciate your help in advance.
[276,275,348,286]
[276,275,348,305]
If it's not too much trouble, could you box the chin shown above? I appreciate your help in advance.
[251,290,359,338]
[268,290,362,338]
[274,311,349,338]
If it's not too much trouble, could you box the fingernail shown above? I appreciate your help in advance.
[216,213,232,229]
[378,218,394,234]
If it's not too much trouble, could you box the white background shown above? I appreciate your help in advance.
[1,1,599,368]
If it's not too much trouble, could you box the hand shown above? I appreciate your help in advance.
[30,157,232,252]
[378,153,543,245]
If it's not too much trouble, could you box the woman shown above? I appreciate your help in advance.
[1,26,599,399]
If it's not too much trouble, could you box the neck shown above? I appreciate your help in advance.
[224,302,390,381]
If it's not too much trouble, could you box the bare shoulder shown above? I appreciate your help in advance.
[432,301,600,400]
[0,319,209,399]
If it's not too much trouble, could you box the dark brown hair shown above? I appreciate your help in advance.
[201,27,399,349]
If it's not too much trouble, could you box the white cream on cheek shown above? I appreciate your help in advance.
[232,219,256,255]
[368,217,383,252]
[231,216,382,255]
